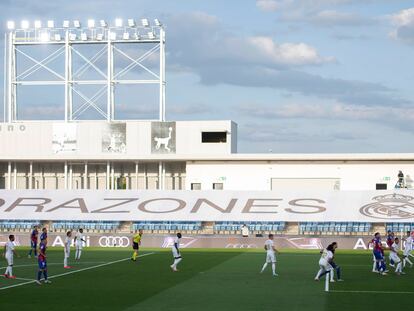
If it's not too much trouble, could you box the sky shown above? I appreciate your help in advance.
[1,0,414,153]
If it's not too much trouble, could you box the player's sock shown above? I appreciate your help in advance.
[372,261,377,272]
[9,266,12,276]
[261,263,268,272]
[381,261,386,272]
[43,270,48,280]
[64,257,67,267]
[37,271,42,281]
[77,250,82,259]
[271,263,276,275]
[315,269,323,279]
[336,266,342,280]
[405,257,413,267]
[174,258,182,268]
[132,252,137,260]
[396,262,402,273]
[5,266,10,276]
[34,248,37,257]
[28,249,32,256]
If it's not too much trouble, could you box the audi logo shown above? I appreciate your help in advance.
[225,244,258,249]
[98,236,130,248]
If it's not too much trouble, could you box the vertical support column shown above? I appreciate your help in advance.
[158,161,163,190]
[64,30,73,121]
[29,161,33,189]
[106,161,110,190]
[84,162,88,189]
[7,161,11,190]
[69,164,73,190]
[111,164,115,190]
[135,162,139,190]
[3,34,7,123]
[159,28,166,122]
[162,162,166,190]
[107,36,114,121]
[64,161,68,189]
[7,32,16,122]
[13,162,17,189]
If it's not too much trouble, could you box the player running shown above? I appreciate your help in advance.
[372,232,388,276]
[389,237,404,275]
[131,229,143,261]
[36,234,51,285]
[28,225,39,258]
[64,231,72,269]
[170,233,182,272]
[327,242,343,282]
[3,235,19,279]
[314,243,334,281]
[367,238,378,273]
[386,230,395,267]
[403,231,413,268]
[260,234,278,276]
[74,228,85,261]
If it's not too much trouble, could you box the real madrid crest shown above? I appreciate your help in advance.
[360,193,414,219]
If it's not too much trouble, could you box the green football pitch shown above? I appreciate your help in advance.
[1,247,413,311]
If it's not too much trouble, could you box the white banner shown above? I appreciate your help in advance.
[0,190,414,222]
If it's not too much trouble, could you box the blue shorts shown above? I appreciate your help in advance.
[31,241,37,248]
[38,260,47,270]
[373,251,384,260]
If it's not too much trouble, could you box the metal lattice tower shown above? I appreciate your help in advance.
[4,19,166,122]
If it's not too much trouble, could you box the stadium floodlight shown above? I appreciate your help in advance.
[154,19,162,26]
[7,21,15,30]
[40,31,50,42]
[133,33,141,40]
[87,19,95,28]
[81,32,88,41]
[34,20,42,29]
[147,31,155,39]
[141,18,149,27]
[96,33,103,41]
[109,31,116,40]
[100,20,107,27]
[21,20,30,29]
[63,20,70,28]
[74,20,81,28]
[122,32,130,40]
[69,33,77,41]
[47,20,54,28]
[127,19,135,27]
[54,34,62,41]
[115,18,123,27]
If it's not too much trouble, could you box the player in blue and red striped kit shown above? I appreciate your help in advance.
[36,229,51,285]
[28,225,39,258]
[372,232,388,276]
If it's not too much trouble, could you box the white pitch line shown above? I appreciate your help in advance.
[331,290,414,294]
[0,252,154,291]
[0,261,107,270]
[1,275,34,282]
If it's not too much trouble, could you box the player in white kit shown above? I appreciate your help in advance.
[389,237,404,275]
[74,228,85,260]
[260,234,278,276]
[3,235,18,279]
[315,244,334,281]
[64,231,72,269]
[403,231,413,268]
[170,233,182,272]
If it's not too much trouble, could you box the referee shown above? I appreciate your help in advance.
[131,229,143,261]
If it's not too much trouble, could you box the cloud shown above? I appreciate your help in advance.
[256,0,280,12]
[309,10,377,27]
[390,8,414,44]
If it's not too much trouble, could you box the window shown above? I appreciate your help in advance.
[191,183,201,190]
[376,183,387,190]
[201,132,227,143]
[213,183,223,190]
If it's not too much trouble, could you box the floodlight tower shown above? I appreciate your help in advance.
[4,18,166,122]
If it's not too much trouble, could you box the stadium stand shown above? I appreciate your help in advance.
[52,221,120,233]
[0,220,40,232]
[131,221,202,234]
[386,223,414,233]
[214,222,286,235]
[299,222,372,235]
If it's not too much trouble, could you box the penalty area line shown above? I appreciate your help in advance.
[0,252,155,291]
[331,290,414,294]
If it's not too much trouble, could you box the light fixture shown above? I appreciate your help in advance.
[74,20,81,28]
[100,20,107,27]
[34,20,42,29]
[115,18,123,27]
[63,20,70,28]
[141,18,149,27]
[96,33,103,41]
[109,31,116,40]
[127,19,135,27]
[69,33,77,41]
[47,20,54,28]
[147,31,155,39]
[21,20,30,29]
[87,19,95,28]
[81,33,88,41]
[40,32,50,42]
[154,19,161,26]
[7,21,15,30]
[54,34,62,41]
[133,33,140,40]
[122,32,130,40]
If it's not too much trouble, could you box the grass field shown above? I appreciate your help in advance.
[0,247,413,311]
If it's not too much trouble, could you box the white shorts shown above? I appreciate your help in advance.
[172,248,181,259]
[390,253,401,263]
[266,252,276,263]
[5,254,13,266]
[319,259,332,271]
